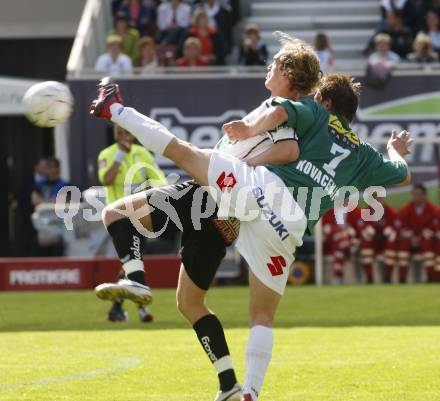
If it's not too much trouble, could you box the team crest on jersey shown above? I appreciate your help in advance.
[328,114,360,149]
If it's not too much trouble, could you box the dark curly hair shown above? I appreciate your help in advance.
[318,73,361,122]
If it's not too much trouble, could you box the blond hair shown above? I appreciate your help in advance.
[274,31,321,95]
[374,33,391,45]
[139,36,155,50]
[413,32,432,52]
[106,34,122,45]
[192,8,208,27]
[184,36,202,50]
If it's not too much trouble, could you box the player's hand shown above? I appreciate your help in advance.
[387,129,413,156]
[222,120,252,140]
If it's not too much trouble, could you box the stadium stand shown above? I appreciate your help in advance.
[248,0,381,70]
[67,0,440,75]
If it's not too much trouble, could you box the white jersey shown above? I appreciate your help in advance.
[215,98,296,161]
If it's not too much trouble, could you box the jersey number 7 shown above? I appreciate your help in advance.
[323,143,351,177]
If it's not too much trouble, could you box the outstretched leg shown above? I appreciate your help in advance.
[91,80,213,186]
[110,103,212,186]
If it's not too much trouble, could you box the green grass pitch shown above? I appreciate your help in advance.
[1,285,440,401]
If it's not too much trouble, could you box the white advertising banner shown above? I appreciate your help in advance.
[0,76,40,115]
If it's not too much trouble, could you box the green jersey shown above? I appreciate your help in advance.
[266,97,408,234]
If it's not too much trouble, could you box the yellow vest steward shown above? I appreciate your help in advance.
[98,143,167,204]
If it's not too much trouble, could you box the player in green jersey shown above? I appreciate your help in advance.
[223,73,412,234]
[90,35,412,401]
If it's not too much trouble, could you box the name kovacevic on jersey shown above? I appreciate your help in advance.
[293,113,361,201]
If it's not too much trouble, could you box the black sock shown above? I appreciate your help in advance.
[126,270,146,285]
[193,314,237,392]
[107,218,145,285]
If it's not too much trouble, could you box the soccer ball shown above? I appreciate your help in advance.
[22,81,73,128]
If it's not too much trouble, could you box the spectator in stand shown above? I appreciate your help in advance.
[32,158,68,206]
[423,9,440,55]
[109,12,140,62]
[430,0,440,14]
[380,0,426,33]
[31,157,70,257]
[366,34,400,88]
[364,10,413,57]
[383,10,414,58]
[179,8,226,65]
[16,158,48,256]
[397,184,438,283]
[112,0,124,17]
[95,35,133,75]
[238,23,267,66]
[369,33,400,70]
[176,37,209,66]
[117,0,156,37]
[137,36,159,72]
[201,0,234,52]
[314,31,334,71]
[157,0,191,44]
[201,0,221,29]
[34,158,48,188]
[407,32,439,62]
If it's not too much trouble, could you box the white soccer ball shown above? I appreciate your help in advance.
[22,81,73,128]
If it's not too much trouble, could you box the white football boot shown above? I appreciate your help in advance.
[95,279,153,305]
[214,384,242,401]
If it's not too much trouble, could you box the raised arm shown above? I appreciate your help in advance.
[246,140,299,166]
[387,129,412,186]
[222,106,288,141]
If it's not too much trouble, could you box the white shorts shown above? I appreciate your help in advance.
[208,151,307,295]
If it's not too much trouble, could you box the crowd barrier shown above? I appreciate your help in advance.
[0,256,181,291]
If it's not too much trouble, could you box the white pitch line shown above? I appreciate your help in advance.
[0,355,140,392]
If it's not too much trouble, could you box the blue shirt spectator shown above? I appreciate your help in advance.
[32,157,69,204]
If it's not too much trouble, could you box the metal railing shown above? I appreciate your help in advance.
[67,0,112,77]
[68,62,440,80]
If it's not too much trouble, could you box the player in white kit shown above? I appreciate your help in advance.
[94,89,299,400]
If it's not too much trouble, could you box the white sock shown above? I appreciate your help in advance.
[122,259,144,276]
[110,103,174,155]
[243,325,273,401]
